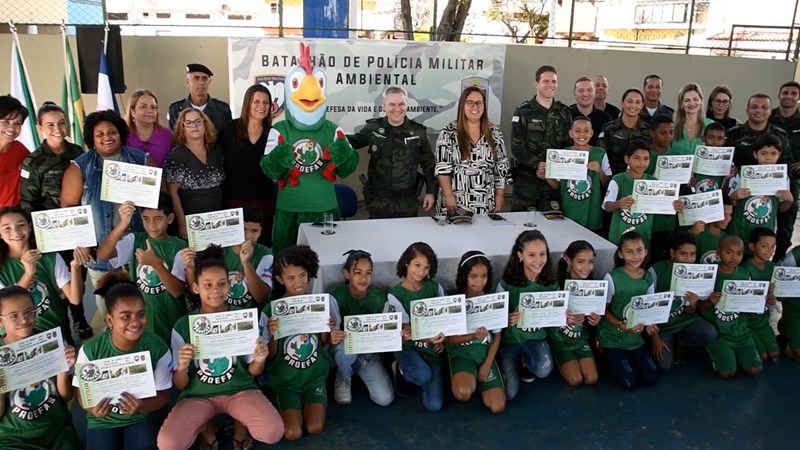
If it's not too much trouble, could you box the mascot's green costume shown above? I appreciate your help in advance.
[261,43,359,251]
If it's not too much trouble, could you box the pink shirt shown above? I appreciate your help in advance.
[126,126,174,167]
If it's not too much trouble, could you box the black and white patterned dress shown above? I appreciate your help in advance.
[434,121,510,215]
[163,144,225,215]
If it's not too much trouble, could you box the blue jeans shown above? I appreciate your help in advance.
[499,339,554,401]
[396,350,443,412]
[333,343,394,406]
[603,345,658,390]
[87,415,161,450]
[657,320,718,372]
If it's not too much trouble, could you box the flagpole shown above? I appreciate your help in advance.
[61,20,75,131]
[9,23,38,109]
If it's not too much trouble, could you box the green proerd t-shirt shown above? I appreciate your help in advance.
[597,267,653,350]
[650,261,700,334]
[497,280,558,345]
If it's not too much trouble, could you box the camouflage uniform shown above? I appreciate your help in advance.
[167,95,232,132]
[770,109,800,260]
[19,141,83,212]
[727,122,794,260]
[596,118,652,175]
[510,97,572,211]
[348,117,436,218]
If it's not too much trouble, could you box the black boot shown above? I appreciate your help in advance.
[69,303,93,339]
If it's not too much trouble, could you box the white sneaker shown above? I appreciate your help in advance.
[334,377,352,405]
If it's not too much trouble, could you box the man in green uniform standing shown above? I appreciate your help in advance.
[770,81,800,260]
[510,65,573,211]
[348,87,436,218]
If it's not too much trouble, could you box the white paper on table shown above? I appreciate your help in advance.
[718,280,769,314]
[670,263,718,300]
[344,313,402,355]
[410,295,467,340]
[630,179,680,215]
[76,351,156,408]
[518,290,569,329]
[271,294,331,340]
[565,280,608,316]
[0,327,68,394]
[677,190,724,227]
[772,266,800,297]
[654,154,694,183]
[740,164,788,196]
[99,160,162,209]
[189,308,259,360]
[624,292,673,327]
[545,149,588,181]
[465,292,509,332]
[186,208,245,251]
[693,145,734,176]
[31,207,97,253]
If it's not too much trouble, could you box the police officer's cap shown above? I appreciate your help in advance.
[186,63,213,77]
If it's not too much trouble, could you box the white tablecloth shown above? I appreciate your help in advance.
[296,212,616,294]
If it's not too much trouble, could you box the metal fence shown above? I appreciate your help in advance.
[5,0,800,61]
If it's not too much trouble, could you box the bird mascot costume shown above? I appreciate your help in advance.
[261,43,359,251]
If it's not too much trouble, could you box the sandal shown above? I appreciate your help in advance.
[232,433,254,450]
[199,437,219,450]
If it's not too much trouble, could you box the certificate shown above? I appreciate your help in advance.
[624,292,673,327]
[270,294,331,340]
[0,328,68,394]
[410,295,467,340]
[31,206,97,253]
[99,160,162,209]
[189,308,259,360]
[344,313,402,355]
[518,291,568,329]
[670,263,718,300]
[465,292,509,332]
[772,266,800,297]
[76,351,156,409]
[186,208,245,251]
[718,280,769,314]
[565,279,608,316]
[740,164,788,196]
[631,179,679,215]
[694,145,734,176]
[545,149,588,181]
[677,190,724,226]
[654,154,694,183]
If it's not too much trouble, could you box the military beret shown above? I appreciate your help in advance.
[186,63,213,77]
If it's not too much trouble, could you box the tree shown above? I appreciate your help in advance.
[398,0,473,41]
[485,0,549,44]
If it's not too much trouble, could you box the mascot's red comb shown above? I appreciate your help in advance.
[298,43,313,75]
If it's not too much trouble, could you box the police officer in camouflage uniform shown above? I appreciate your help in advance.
[167,63,232,132]
[347,86,436,218]
[770,82,800,260]
[510,65,572,212]
[728,93,793,260]
[597,88,652,175]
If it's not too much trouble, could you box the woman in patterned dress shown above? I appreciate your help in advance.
[435,87,510,216]
[163,109,225,238]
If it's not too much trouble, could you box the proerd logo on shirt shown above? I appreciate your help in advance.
[226,271,253,306]
[137,262,169,295]
[196,357,235,384]
[743,197,772,225]
[567,178,592,200]
[283,334,319,370]
[10,379,57,421]
[29,280,51,316]
[293,139,324,173]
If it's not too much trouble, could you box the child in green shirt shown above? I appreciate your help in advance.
[741,227,780,360]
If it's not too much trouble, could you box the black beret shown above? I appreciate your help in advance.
[186,63,213,77]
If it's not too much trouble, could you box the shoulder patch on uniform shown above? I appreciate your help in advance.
[512,116,520,122]
[20,169,29,179]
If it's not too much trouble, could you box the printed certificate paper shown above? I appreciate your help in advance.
[772,266,800,297]
[654,154,694,183]
[344,313,402,355]
[670,263,718,300]
[545,149,588,181]
[186,208,245,251]
[719,280,769,314]
[465,292,509,332]
[31,206,97,253]
[694,146,734,176]
[631,180,679,215]
[99,160,162,209]
[518,291,568,329]
[565,280,608,316]
[0,328,68,394]
[270,294,331,340]
[740,164,788,196]
[410,295,467,340]
[189,309,259,360]
[624,292,673,327]
[76,351,156,409]
[678,190,724,227]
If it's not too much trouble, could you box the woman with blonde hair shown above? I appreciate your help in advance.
[669,83,714,155]
[125,89,173,167]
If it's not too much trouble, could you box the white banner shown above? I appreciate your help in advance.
[228,38,506,134]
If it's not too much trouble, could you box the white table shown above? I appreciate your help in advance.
[297,212,616,294]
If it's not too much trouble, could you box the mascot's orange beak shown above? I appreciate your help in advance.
[291,74,326,113]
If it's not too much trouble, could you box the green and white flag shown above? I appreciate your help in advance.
[61,34,85,148]
[9,32,39,151]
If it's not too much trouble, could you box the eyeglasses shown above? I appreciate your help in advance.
[465,100,485,108]
[713,99,730,105]
[183,119,204,128]
[0,308,37,323]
